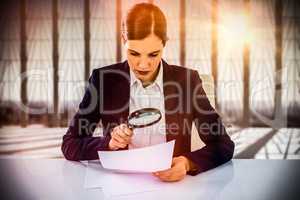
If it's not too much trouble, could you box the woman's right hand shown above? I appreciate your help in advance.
[108,123,133,150]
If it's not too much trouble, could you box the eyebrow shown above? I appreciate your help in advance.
[128,49,161,55]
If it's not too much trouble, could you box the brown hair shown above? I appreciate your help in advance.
[122,3,168,46]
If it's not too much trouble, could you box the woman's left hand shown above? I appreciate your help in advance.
[152,156,190,182]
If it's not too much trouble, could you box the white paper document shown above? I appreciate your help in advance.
[84,161,164,197]
[98,140,175,173]
[84,140,176,197]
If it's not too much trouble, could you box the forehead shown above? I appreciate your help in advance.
[125,34,164,54]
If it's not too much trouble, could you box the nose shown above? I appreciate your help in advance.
[137,58,150,70]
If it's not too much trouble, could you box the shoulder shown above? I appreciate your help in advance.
[171,65,198,74]
[164,63,200,82]
[90,61,129,79]
[92,61,128,73]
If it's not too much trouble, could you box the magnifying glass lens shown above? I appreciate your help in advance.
[127,108,162,129]
[129,113,160,126]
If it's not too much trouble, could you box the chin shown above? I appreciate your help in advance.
[137,75,148,81]
[139,78,148,83]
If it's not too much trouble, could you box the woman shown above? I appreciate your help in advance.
[62,3,234,182]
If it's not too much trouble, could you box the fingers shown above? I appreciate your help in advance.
[114,124,133,137]
[113,125,132,142]
[153,168,185,182]
[110,138,127,148]
[153,168,173,179]
[109,124,133,150]
[112,129,131,144]
[152,157,187,182]
[119,124,133,136]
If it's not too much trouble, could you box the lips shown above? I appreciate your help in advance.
[136,70,150,76]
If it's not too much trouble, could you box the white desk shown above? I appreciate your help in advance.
[0,158,299,200]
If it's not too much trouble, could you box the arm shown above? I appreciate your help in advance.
[61,69,111,161]
[183,70,235,175]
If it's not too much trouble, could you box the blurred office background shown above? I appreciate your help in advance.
[0,0,299,159]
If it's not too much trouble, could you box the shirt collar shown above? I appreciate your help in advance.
[129,60,164,92]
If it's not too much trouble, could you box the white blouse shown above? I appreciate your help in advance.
[128,61,166,149]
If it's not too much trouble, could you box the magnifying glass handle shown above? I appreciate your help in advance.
[128,124,134,130]
[125,120,134,130]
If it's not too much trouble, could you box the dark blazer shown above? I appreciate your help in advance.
[61,60,234,175]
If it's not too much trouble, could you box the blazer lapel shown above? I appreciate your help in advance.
[107,61,130,123]
[119,62,130,122]
[162,60,182,156]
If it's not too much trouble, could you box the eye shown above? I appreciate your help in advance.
[149,54,158,58]
[130,52,140,57]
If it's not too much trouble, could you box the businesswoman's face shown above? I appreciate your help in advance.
[125,34,164,85]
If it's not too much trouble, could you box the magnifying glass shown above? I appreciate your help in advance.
[127,108,162,129]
